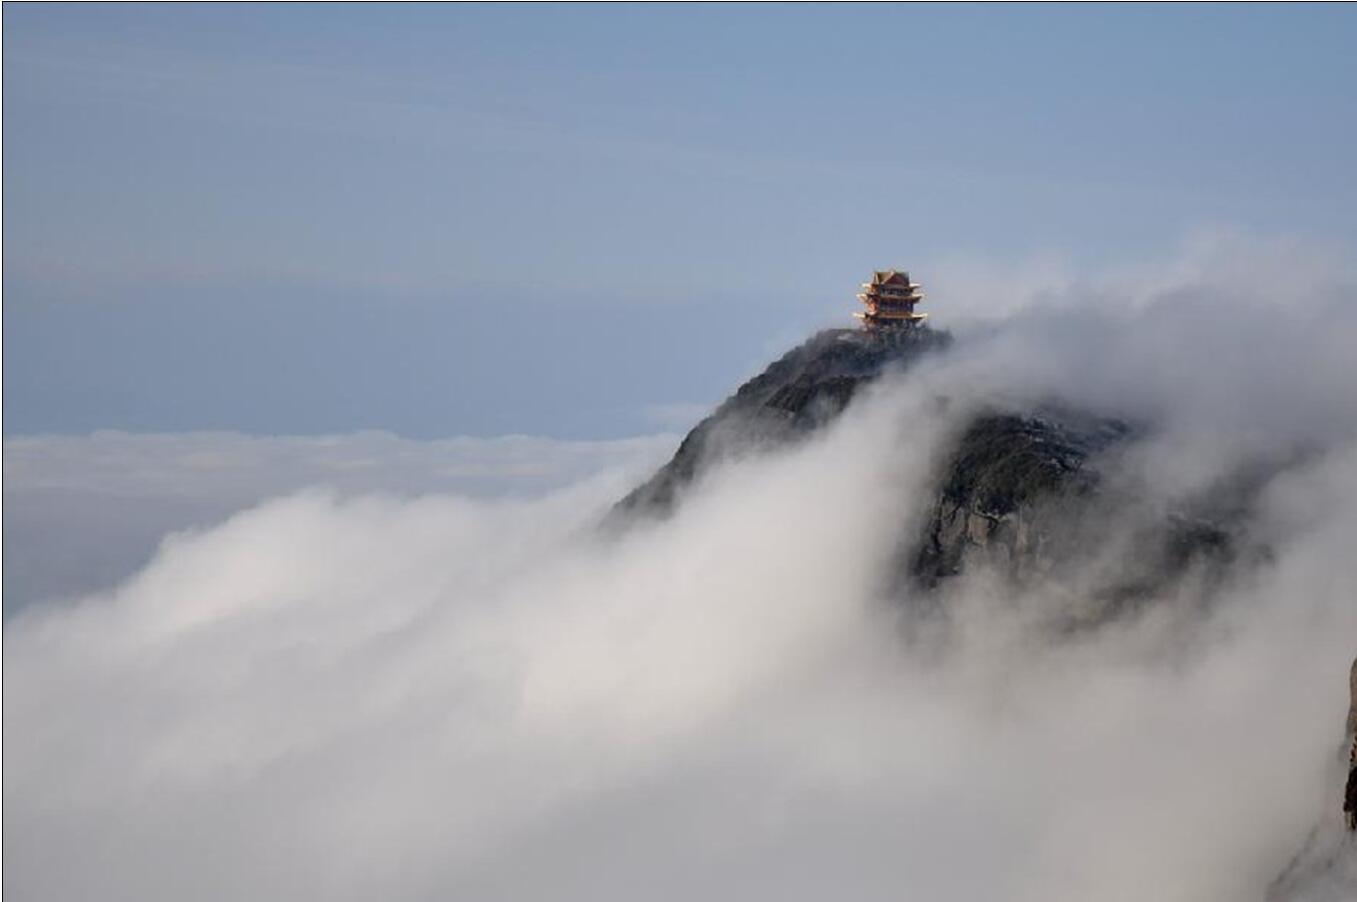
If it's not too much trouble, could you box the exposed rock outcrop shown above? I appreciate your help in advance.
[1266,658,1357,901]
[1346,657,1357,830]
[901,403,1252,619]
[907,407,1128,589]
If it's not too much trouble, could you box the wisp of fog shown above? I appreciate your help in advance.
[6,238,1357,901]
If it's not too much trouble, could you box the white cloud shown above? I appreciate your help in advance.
[2,431,675,613]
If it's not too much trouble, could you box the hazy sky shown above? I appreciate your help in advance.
[6,4,1357,437]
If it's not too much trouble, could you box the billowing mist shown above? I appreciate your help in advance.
[6,238,1357,900]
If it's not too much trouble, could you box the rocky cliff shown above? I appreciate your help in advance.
[613,325,1237,615]
[1265,659,1357,901]
[1346,657,1357,831]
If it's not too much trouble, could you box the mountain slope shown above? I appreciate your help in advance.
[612,325,1235,610]
[614,327,951,517]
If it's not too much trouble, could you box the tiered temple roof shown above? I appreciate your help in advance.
[855,269,926,329]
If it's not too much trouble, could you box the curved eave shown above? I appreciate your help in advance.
[855,311,928,321]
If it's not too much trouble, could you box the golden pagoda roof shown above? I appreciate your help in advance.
[870,269,920,288]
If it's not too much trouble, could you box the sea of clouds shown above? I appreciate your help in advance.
[6,235,1357,900]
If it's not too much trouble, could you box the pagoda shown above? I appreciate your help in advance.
[855,269,926,330]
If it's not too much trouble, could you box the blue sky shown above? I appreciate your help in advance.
[6,4,1357,437]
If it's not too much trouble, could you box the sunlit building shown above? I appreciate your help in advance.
[855,270,926,330]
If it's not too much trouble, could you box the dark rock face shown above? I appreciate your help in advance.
[904,405,1248,614]
[1346,658,1357,831]
[908,408,1130,590]
[613,327,952,519]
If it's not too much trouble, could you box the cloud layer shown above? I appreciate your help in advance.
[6,238,1357,900]
[2,431,674,614]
